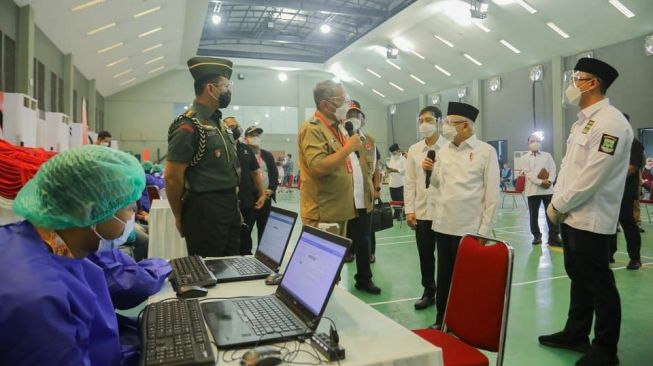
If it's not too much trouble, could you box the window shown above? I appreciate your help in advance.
[57,76,64,113]
[4,35,16,92]
[50,72,57,112]
[35,60,45,111]
[73,90,78,122]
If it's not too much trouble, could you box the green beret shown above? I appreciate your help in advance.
[187,56,233,81]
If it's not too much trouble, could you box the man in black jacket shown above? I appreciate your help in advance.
[244,126,279,243]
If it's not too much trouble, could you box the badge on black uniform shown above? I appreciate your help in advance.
[599,134,618,155]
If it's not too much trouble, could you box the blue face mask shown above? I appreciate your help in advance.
[93,213,135,252]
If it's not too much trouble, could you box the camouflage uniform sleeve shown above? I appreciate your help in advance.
[167,118,196,163]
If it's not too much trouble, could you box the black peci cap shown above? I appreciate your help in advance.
[447,102,479,122]
[574,57,618,90]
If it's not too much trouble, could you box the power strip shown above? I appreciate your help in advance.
[310,332,345,362]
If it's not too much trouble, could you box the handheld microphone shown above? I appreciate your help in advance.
[425,150,436,188]
[344,121,360,157]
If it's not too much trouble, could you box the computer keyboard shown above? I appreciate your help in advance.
[141,299,215,366]
[169,255,217,292]
[225,257,271,275]
[235,297,303,336]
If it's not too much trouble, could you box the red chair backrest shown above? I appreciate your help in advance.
[444,235,513,352]
[514,175,526,192]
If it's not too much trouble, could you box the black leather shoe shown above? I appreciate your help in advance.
[414,296,435,310]
[532,237,543,245]
[355,281,381,294]
[428,322,443,330]
[344,254,355,263]
[639,227,645,233]
[575,346,619,366]
[538,331,591,353]
[610,257,615,263]
[626,259,641,270]
[548,236,563,246]
[370,254,376,263]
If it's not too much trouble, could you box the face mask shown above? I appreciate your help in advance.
[334,103,348,121]
[442,124,458,141]
[419,123,437,139]
[346,117,362,131]
[529,142,541,152]
[565,84,582,106]
[248,136,262,146]
[100,142,110,147]
[93,213,135,252]
[231,127,241,140]
[210,85,232,109]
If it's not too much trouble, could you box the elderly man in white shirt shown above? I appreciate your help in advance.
[386,143,407,219]
[423,101,500,329]
[539,58,631,366]
[520,134,562,246]
[405,105,447,310]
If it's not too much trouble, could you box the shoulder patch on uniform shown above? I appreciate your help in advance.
[598,134,618,155]
[582,120,595,134]
[179,124,194,133]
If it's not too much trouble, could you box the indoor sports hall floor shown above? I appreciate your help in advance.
[271,190,653,366]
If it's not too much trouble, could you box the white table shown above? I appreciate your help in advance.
[148,199,188,259]
[149,279,443,366]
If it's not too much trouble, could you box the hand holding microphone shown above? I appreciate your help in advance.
[425,150,436,188]
[344,121,363,156]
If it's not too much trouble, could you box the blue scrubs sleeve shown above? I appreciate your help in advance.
[89,250,172,310]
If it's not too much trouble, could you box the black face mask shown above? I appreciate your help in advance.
[231,126,242,140]
[218,90,232,109]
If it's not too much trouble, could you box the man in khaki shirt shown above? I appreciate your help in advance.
[298,80,362,236]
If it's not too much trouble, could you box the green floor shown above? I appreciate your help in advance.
[272,192,653,366]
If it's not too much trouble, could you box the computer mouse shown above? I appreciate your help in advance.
[240,346,282,366]
[264,273,283,286]
[177,285,208,299]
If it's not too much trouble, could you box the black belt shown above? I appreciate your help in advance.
[187,187,238,195]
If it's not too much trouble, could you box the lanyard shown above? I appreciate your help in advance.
[314,111,353,174]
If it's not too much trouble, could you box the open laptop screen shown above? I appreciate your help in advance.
[279,231,347,316]
[257,210,295,264]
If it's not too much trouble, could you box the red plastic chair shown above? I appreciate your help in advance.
[389,200,405,227]
[501,175,526,209]
[413,234,514,366]
[640,190,653,223]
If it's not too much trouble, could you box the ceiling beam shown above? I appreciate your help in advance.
[217,0,387,18]
[201,31,344,48]
[198,48,327,63]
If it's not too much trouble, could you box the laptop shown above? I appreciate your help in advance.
[201,225,351,349]
[205,206,298,283]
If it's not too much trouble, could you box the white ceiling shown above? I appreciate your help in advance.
[17,0,653,101]
[326,0,653,104]
[14,0,208,96]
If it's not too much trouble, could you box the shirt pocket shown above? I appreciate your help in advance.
[571,134,589,167]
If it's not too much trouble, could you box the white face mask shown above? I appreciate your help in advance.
[565,84,583,106]
[529,142,541,152]
[347,117,362,131]
[442,124,458,141]
[418,123,437,139]
[100,142,110,147]
[248,136,262,146]
[334,103,348,121]
[94,213,135,252]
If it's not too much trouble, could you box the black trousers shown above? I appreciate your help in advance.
[416,220,437,297]
[255,199,272,244]
[346,209,373,283]
[609,195,641,261]
[240,206,257,256]
[561,224,621,353]
[370,230,376,255]
[434,232,462,324]
[182,190,240,257]
[389,187,404,218]
[527,194,559,239]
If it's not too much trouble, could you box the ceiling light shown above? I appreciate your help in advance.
[113,69,133,78]
[138,27,162,38]
[278,72,288,81]
[392,37,413,52]
[390,105,397,114]
[148,65,165,74]
[142,43,163,53]
[546,22,570,39]
[372,89,385,98]
[145,56,164,65]
[265,113,270,118]
[106,57,128,67]
[434,64,452,76]
[280,106,286,111]
[434,34,454,48]
[366,68,381,78]
[529,65,543,81]
[212,14,222,24]
[233,106,240,110]
[389,82,404,91]
[86,22,116,36]
[473,21,491,32]
[410,50,426,59]
[351,78,364,85]
[119,78,136,86]
[500,39,521,53]
[457,87,467,98]
[431,94,440,105]
[645,35,653,56]
[385,60,401,70]
[320,24,331,34]
[491,0,513,5]
[464,53,483,66]
[608,0,635,18]
[515,0,537,14]
[470,0,489,19]
[386,45,399,59]
[410,74,426,85]
[134,6,161,18]
[97,42,123,54]
[71,0,105,12]
[270,67,300,71]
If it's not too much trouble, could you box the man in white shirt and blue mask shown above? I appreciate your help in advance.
[539,58,631,366]
[520,133,562,246]
[423,102,500,329]
[405,106,446,310]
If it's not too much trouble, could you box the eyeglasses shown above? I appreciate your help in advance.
[418,117,440,124]
[443,117,466,126]
[327,97,350,108]
[213,80,234,89]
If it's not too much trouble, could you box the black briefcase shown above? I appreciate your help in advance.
[372,199,393,232]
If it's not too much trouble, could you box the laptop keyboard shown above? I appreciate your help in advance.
[225,257,271,275]
[235,297,304,336]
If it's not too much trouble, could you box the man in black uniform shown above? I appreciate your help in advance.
[165,57,241,257]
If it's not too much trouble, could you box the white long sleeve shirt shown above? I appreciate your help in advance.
[430,135,500,237]
[339,125,365,209]
[520,151,557,197]
[404,137,447,220]
[552,98,633,235]
[387,155,406,188]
